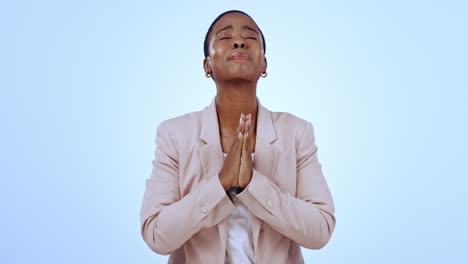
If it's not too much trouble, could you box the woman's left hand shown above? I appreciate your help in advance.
[238,114,253,188]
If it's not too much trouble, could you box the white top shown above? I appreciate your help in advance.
[223,152,256,264]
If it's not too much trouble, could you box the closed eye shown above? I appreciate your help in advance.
[246,37,257,40]
[219,37,231,40]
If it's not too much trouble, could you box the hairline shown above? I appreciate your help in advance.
[204,10,266,58]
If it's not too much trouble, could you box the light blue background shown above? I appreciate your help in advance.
[1,0,467,263]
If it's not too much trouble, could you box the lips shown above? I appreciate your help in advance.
[227,52,250,61]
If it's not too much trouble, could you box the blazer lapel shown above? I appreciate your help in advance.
[198,96,224,180]
[250,97,279,256]
[198,96,228,251]
[197,96,280,256]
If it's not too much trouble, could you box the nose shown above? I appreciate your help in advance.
[233,38,246,49]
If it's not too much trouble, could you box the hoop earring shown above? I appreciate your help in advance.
[206,71,212,78]
[261,72,268,78]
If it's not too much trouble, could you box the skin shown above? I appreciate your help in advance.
[203,13,268,191]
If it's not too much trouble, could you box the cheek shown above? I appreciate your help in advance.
[211,46,224,59]
[210,47,226,68]
[249,43,263,60]
[251,51,265,66]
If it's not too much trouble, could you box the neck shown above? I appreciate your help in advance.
[215,80,258,136]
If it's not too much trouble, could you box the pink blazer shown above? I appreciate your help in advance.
[140,96,336,263]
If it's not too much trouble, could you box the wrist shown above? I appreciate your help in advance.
[234,186,244,194]
[218,174,230,191]
[221,180,231,191]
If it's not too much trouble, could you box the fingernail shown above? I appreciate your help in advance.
[238,132,242,138]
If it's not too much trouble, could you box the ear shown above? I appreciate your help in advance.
[262,56,268,73]
[203,56,212,74]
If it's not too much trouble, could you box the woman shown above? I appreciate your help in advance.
[140,10,336,264]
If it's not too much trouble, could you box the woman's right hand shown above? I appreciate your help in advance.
[218,113,246,191]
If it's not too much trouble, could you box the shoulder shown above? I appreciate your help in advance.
[269,110,313,137]
[156,109,203,137]
[265,108,317,152]
[154,105,209,146]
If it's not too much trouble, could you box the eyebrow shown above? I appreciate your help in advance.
[215,25,259,36]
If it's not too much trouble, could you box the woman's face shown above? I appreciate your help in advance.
[204,13,267,82]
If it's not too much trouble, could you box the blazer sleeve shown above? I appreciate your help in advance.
[237,121,336,249]
[140,121,236,255]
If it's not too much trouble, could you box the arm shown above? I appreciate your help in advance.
[140,121,235,255]
[237,121,336,249]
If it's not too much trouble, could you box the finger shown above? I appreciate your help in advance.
[249,114,255,134]
[229,131,242,159]
[243,131,248,155]
[236,131,243,156]
[246,115,251,148]
[236,113,244,135]
[233,113,243,145]
[238,114,246,145]
[237,116,248,156]
[247,131,252,154]
[241,114,248,135]
[240,116,250,153]
[241,115,251,155]
[241,114,248,136]
[230,114,244,152]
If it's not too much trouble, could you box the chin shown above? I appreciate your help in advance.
[225,73,258,82]
[224,68,258,80]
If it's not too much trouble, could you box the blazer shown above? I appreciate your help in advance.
[140,96,336,264]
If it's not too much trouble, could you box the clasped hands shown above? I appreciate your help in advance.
[219,113,254,192]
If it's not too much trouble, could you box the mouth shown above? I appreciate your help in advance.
[227,52,250,61]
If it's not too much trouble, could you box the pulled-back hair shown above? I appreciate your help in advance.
[203,10,266,58]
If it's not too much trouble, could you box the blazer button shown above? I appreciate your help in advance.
[267,200,273,207]
[201,205,208,213]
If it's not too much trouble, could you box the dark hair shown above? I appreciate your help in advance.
[203,10,266,58]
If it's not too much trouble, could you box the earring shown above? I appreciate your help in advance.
[261,72,268,78]
[206,71,212,78]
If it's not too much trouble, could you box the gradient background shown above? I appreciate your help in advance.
[1,0,467,263]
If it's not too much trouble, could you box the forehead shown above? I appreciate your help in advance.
[211,13,259,34]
